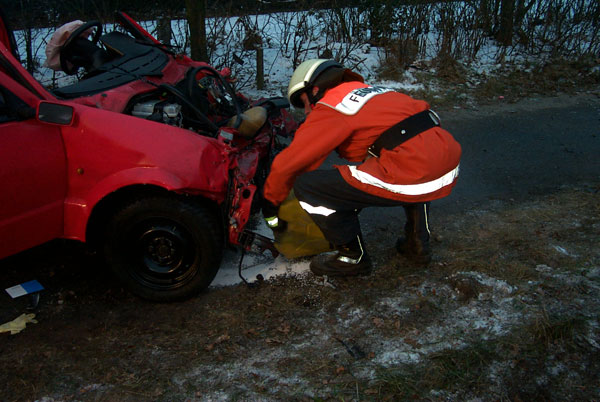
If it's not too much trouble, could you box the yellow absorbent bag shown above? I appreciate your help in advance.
[273,191,333,259]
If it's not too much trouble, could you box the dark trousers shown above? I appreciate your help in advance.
[293,169,430,246]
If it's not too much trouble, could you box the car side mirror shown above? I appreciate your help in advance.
[37,101,74,125]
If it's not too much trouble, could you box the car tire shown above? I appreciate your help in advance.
[103,195,223,301]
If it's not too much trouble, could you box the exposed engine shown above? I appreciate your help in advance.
[125,67,244,135]
[131,100,183,127]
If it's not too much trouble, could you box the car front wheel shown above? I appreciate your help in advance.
[104,195,223,301]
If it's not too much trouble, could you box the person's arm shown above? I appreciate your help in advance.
[264,107,351,205]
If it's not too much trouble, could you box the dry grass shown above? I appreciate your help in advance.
[0,173,599,400]
[393,56,600,110]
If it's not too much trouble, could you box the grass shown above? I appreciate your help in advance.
[368,311,595,400]
[392,55,600,109]
[326,187,600,400]
[531,311,588,349]
[376,341,498,396]
[1,187,599,400]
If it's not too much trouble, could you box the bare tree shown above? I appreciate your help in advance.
[185,0,208,62]
[497,0,515,46]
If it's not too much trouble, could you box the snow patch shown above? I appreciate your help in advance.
[536,264,554,273]
[457,271,516,295]
[211,252,310,287]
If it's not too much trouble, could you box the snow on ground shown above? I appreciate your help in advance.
[212,251,311,287]
[15,9,533,100]
[211,218,313,287]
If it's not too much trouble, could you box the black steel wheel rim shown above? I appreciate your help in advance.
[127,219,199,290]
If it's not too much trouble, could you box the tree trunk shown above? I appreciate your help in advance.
[497,0,515,46]
[185,0,208,62]
[479,0,492,35]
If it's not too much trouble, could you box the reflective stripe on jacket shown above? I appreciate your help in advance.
[263,81,462,205]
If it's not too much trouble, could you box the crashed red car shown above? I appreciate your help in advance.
[0,12,296,301]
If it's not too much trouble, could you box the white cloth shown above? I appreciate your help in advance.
[44,20,90,71]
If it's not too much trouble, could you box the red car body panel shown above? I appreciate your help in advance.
[116,11,164,46]
[0,117,67,256]
[0,10,301,300]
[69,58,193,111]
[57,108,230,241]
[0,34,241,259]
[0,9,299,280]
[0,67,67,256]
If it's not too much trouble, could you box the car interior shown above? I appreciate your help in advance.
[52,16,170,99]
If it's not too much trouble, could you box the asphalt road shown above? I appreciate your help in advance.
[442,95,599,209]
[358,93,600,231]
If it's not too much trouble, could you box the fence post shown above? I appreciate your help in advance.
[157,16,172,46]
[256,46,264,90]
[243,30,264,90]
[25,27,33,73]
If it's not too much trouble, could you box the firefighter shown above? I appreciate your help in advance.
[263,59,462,277]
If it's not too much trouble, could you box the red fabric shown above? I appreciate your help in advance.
[263,82,462,205]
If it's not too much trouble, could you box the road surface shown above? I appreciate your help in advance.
[359,93,600,232]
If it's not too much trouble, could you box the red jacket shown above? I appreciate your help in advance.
[264,82,462,205]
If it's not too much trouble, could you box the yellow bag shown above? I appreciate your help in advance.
[273,191,333,258]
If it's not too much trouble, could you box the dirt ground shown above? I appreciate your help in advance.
[1,93,599,401]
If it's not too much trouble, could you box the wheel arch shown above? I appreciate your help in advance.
[85,184,224,251]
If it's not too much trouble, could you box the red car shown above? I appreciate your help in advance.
[0,12,296,301]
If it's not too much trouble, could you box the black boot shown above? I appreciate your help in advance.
[310,235,372,277]
[396,203,431,265]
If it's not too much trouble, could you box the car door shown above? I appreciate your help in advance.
[0,80,67,259]
[0,8,18,60]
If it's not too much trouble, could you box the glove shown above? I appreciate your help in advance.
[262,199,287,233]
[0,313,37,335]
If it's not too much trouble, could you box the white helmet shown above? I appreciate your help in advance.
[287,59,363,108]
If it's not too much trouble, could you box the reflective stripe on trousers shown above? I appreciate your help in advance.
[293,169,432,246]
[348,164,460,196]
